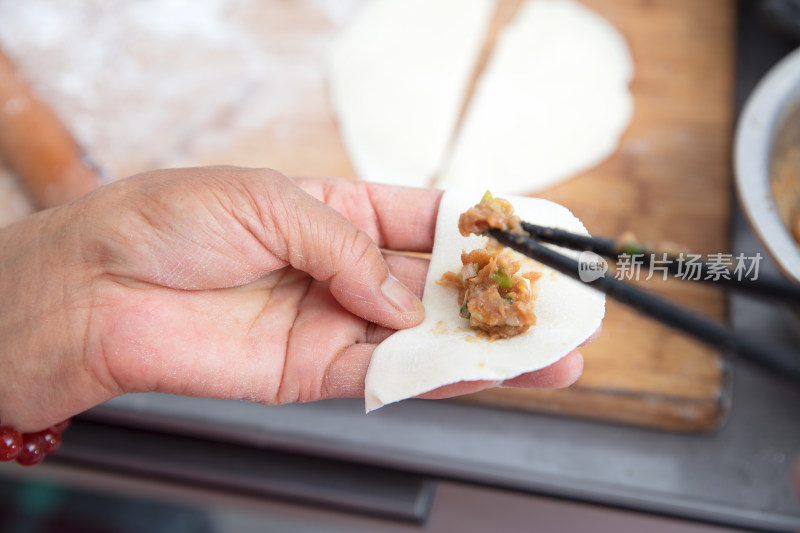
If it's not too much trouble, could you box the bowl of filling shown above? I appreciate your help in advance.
[735,46,800,284]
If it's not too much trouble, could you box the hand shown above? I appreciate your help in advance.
[0,167,593,431]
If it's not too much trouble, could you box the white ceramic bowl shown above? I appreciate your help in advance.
[735,46,800,284]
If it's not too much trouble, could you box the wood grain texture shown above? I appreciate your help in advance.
[457,0,736,432]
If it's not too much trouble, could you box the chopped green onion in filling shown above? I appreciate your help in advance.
[460,299,471,319]
[490,267,511,288]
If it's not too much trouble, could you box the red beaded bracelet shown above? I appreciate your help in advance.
[0,420,70,466]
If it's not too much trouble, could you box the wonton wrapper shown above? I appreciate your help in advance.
[364,188,605,411]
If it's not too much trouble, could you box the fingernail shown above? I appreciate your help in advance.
[381,274,423,314]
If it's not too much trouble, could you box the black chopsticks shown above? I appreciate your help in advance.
[520,222,800,304]
[489,226,800,382]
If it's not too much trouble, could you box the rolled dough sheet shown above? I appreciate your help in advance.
[365,188,605,411]
[437,0,634,193]
[326,0,495,187]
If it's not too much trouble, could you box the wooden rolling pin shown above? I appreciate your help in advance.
[0,48,101,209]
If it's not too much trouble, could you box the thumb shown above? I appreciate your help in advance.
[260,175,425,330]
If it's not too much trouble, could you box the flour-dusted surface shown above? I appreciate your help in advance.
[326,0,495,188]
[364,189,605,411]
[0,0,363,225]
[437,0,634,193]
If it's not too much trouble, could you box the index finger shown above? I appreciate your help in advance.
[294,177,443,252]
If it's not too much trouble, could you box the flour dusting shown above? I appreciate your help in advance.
[0,0,360,185]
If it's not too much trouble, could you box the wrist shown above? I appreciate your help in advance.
[0,203,117,431]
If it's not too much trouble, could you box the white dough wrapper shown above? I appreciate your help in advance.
[326,0,495,188]
[437,0,634,193]
[364,188,605,411]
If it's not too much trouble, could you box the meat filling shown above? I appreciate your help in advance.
[458,190,523,236]
[439,192,540,340]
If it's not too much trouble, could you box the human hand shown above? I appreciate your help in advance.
[0,167,592,431]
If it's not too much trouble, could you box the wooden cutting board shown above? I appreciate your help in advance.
[0,0,734,431]
[199,1,736,433]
